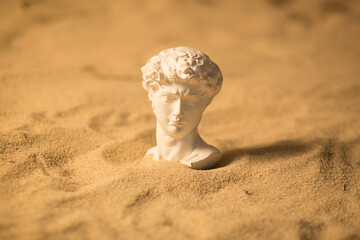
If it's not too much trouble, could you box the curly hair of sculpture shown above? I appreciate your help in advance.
[141,46,223,170]
[142,46,222,101]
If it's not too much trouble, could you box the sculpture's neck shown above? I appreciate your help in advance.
[156,121,200,161]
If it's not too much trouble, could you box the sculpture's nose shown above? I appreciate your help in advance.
[172,98,184,118]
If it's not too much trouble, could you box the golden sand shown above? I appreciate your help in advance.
[1,0,359,239]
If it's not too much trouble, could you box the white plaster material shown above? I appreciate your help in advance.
[141,46,223,169]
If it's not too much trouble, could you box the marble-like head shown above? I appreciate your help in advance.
[141,46,222,139]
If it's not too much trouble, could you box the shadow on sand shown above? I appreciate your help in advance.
[216,139,318,168]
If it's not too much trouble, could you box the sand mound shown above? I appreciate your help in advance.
[1,0,360,239]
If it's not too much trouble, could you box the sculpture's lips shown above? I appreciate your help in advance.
[169,120,184,127]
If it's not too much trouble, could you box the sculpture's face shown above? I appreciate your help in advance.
[151,82,210,139]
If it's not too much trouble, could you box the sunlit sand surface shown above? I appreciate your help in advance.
[1,0,360,239]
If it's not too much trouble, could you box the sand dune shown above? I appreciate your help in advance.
[1,0,360,239]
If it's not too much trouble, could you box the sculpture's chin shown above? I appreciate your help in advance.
[165,126,192,139]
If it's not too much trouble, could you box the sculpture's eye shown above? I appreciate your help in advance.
[185,96,199,106]
[161,95,177,103]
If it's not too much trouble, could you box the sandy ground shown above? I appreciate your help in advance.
[1,0,360,239]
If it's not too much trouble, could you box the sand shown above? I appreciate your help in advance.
[1,0,360,239]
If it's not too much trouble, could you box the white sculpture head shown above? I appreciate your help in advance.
[141,46,223,169]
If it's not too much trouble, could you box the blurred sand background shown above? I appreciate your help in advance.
[1,0,360,239]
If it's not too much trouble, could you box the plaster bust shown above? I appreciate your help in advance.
[141,46,223,169]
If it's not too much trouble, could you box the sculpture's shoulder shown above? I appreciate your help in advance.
[145,146,160,161]
[180,144,222,170]
[145,146,156,156]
